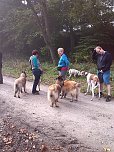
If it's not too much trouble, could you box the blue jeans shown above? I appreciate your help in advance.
[32,69,41,93]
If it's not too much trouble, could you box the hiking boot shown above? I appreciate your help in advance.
[106,95,111,102]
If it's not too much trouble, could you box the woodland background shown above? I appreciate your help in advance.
[0,0,114,64]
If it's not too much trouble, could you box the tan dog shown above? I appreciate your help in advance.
[61,80,81,102]
[47,76,64,107]
[14,71,27,98]
[85,73,100,100]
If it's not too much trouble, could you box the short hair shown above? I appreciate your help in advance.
[32,50,39,55]
[57,48,64,52]
[94,46,102,50]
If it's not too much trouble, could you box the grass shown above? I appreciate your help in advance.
[2,58,114,97]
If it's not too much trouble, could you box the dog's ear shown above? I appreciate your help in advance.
[85,72,88,76]
[58,75,64,81]
[22,71,27,77]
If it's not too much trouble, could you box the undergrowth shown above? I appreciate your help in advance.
[2,58,114,97]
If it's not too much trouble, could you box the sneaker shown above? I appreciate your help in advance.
[106,95,111,102]
[32,91,39,95]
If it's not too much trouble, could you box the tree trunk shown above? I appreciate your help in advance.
[0,52,3,84]
[26,0,57,64]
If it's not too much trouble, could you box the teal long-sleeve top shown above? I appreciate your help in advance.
[58,54,70,68]
[30,55,40,70]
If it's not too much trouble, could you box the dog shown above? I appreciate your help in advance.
[47,76,64,107]
[14,71,27,98]
[61,80,81,102]
[80,71,88,77]
[69,69,80,78]
[85,73,100,100]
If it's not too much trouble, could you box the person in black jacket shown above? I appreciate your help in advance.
[92,46,112,102]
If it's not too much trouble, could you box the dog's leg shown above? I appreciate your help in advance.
[38,81,40,91]
[70,93,74,102]
[69,74,71,78]
[98,84,101,100]
[21,88,23,93]
[50,101,54,107]
[61,91,64,99]
[24,86,27,93]
[14,84,18,97]
[18,88,21,98]
[91,83,94,101]
[14,89,18,97]
[75,88,79,101]
[85,83,90,95]
[55,99,59,107]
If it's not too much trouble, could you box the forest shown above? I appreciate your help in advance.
[0,0,114,63]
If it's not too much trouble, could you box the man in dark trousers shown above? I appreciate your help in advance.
[0,52,3,84]
[92,46,112,102]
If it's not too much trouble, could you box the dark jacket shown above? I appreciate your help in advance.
[92,51,112,72]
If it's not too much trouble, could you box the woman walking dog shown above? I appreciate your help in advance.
[29,50,43,95]
[57,48,70,80]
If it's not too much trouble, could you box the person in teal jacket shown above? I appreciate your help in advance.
[57,48,70,79]
[29,50,42,95]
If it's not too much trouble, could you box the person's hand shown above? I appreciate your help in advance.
[100,70,103,73]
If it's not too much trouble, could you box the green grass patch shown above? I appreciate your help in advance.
[2,58,114,97]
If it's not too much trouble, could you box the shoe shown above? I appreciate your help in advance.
[32,90,39,95]
[106,95,111,102]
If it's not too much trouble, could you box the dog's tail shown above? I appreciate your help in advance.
[14,83,19,90]
[50,92,53,98]
[47,90,55,101]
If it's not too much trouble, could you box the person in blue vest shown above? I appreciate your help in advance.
[92,46,112,102]
[29,50,42,95]
[57,48,70,80]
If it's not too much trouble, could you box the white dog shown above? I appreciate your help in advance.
[80,71,88,77]
[69,69,80,78]
[85,73,100,101]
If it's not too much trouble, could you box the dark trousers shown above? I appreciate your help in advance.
[32,69,41,93]
[0,69,3,84]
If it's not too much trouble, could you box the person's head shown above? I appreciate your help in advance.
[32,50,39,57]
[57,48,64,57]
[94,46,104,54]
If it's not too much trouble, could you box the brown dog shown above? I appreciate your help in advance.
[14,71,27,98]
[47,76,64,107]
[61,80,81,102]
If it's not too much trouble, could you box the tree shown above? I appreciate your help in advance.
[0,52,3,84]
[26,0,57,63]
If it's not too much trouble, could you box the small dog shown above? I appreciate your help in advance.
[61,80,81,102]
[47,76,64,107]
[14,71,27,98]
[85,73,100,100]
[69,69,80,78]
[80,71,88,77]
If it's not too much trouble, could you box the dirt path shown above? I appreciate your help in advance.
[0,76,114,152]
